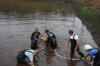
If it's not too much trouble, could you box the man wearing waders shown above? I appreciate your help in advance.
[44,29,57,49]
[84,44,100,66]
[31,28,42,50]
[67,30,84,58]
[31,33,40,50]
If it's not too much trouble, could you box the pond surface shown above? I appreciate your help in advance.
[0,1,97,66]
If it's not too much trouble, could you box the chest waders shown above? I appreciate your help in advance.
[31,39,38,50]
[46,32,57,49]
[70,35,84,57]
[93,49,100,66]
[70,35,76,54]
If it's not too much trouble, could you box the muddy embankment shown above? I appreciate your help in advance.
[81,0,100,10]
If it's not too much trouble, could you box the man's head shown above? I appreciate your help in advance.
[45,29,49,34]
[34,33,39,39]
[34,50,39,56]
[35,27,39,32]
[84,44,93,51]
[68,30,74,35]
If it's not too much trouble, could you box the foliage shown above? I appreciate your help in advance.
[80,7,99,20]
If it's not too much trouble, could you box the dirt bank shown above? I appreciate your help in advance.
[81,0,100,10]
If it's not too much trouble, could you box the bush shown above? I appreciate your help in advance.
[80,7,99,20]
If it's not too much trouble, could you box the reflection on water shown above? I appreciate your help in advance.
[67,60,77,66]
[16,63,28,66]
[45,49,55,64]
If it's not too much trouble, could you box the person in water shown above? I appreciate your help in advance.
[31,27,42,50]
[17,49,39,66]
[84,44,100,66]
[31,32,40,50]
[42,29,57,50]
[67,30,84,58]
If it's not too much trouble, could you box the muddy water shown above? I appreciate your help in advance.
[0,3,97,66]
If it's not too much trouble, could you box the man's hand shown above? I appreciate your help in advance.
[74,47,77,51]
[75,39,79,51]
[38,45,40,48]
[67,44,70,48]
[29,62,34,66]
[84,53,89,59]
[41,37,47,41]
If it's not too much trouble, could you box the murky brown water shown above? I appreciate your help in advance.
[0,2,97,66]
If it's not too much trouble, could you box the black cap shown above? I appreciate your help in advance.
[45,29,49,33]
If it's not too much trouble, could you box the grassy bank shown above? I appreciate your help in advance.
[61,0,100,47]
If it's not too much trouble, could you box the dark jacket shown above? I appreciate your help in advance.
[31,31,41,40]
[17,50,28,64]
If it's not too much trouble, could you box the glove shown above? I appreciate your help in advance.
[90,62,93,65]
[32,64,34,66]
[41,37,47,41]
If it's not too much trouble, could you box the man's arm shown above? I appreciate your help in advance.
[75,39,79,51]
[89,52,94,62]
[68,38,70,48]
[31,32,35,40]
[90,57,93,62]
[85,52,89,58]
[74,35,79,51]
[31,33,33,40]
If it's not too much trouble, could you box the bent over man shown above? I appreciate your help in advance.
[84,44,100,66]
[17,49,39,66]
[43,29,57,49]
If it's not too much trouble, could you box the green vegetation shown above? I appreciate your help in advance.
[80,7,99,20]
[59,0,100,24]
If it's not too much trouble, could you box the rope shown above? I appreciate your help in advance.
[39,48,84,61]
[39,48,92,66]
[55,49,81,61]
